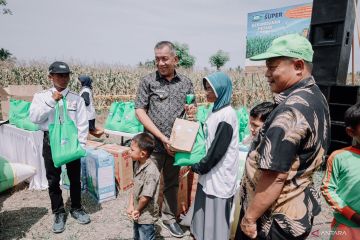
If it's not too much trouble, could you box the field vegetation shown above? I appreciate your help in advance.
[0,61,273,111]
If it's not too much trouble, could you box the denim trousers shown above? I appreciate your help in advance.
[133,222,155,240]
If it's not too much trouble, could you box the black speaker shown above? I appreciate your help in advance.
[309,0,356,86]
[318,84,360,154]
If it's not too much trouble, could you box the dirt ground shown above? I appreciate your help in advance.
[0,183,194,240]
[0,171,333,240]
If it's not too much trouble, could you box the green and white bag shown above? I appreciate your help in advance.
[9,99,39,131]
[49,98,86,168]
[174,123,206,166]
[104,101,144,133]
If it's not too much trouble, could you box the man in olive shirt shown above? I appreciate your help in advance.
[135,41,195,238]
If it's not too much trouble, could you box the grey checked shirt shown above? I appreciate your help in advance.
[135,71,194,153]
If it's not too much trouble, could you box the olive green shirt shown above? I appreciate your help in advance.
[133,159,160,224]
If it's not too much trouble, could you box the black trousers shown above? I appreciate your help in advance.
[89,119,95,131]
[235,209,313,240]
[43,131,81,214]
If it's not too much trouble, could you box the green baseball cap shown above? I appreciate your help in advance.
[250,34,314,62]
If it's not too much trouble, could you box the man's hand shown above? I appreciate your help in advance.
[240,216,257,239]
[52,91,63,101]
[132,210,140,221]
[185,104,197,121]
[351,213,360,226]
[164,143,175,157]
[161,135,175,157]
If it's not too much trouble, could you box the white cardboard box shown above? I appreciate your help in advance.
[85,148,116,203]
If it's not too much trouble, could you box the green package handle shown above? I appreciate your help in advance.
[186,94,195,104]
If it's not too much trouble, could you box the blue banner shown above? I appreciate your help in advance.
[246,3,312,64]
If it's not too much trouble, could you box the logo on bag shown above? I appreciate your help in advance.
[61,138,69,146]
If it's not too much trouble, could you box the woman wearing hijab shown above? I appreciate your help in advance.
[78,75,103,137]
[190,72,240,240]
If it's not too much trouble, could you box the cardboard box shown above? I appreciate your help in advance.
[177,167,190,215]
[0,85,42,120]
[170,118,199,152]
[158,168,196,216]
[60,141,105,192]
[85,148,116,203]
[99,144,133,192]
[189,172,198,205]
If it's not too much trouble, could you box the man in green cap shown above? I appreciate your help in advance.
[235,34,330,239]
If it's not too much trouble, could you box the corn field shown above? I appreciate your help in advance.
[1,60,360,115]
[0,61,274,112]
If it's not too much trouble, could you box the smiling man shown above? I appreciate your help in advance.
[135,41,195,238]
[235,34,330,240]
[29,61,90,234]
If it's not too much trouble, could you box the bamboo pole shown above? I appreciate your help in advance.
[353,0,359,85]
[352,36,355,85]
[354,0,360,46]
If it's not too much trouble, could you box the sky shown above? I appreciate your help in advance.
[1,0,359,70]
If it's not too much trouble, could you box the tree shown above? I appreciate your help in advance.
[0,1,13,62]
[209,50,230,70]
[0,48,12,61]
[173,42,195,69]
[0,0,12,15]
[144,59,155,68]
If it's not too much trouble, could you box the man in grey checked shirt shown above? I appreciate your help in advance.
[135,41,195,238]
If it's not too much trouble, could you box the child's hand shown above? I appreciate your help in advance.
[132,210,140,221]
[126,205,134,218]
[185,104,197,121]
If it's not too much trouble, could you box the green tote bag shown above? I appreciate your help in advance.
[174,123,206,166]
[196,104,213,123]
[236,107,250,142]
[104,101,122,130]
[117,101,144,133]
[9,99,30,127]
[22,116,40,131]
[49,98,86,168]
[9,99,40,131]
[104,101,144,133]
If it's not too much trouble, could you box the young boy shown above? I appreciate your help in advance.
[230,101,275,239]
[127,133,160,240]
[321,103,360,240]
[29,61,90,233]
[241,101,275,147]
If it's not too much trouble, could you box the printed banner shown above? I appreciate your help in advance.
[245,2,312,68]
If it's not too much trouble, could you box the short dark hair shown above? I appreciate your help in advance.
[132,133,156,156]
[154,41,176,56]
[250,102,275,122]
[344,103,360,129]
